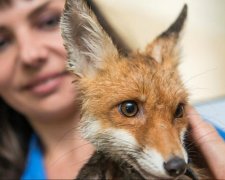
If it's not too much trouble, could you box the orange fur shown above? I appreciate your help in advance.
[79,55,188,159]
[61,1,209,179]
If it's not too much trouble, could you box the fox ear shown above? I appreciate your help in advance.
[145,4,187,68]
[60,0,118,77]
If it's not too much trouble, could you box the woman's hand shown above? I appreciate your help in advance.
[187,106,225,179]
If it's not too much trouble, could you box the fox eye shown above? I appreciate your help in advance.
[174,103,185,118]
[119,100,138,117]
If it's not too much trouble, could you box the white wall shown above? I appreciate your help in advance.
[94,0,225,103]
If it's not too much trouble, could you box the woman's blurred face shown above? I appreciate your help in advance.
[0,0,77,120]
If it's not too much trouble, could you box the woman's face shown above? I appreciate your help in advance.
[0,0,77,120]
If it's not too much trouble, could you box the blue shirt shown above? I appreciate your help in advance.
[215,126,225,140]
[21,135,47,180]
[195,97,225,140]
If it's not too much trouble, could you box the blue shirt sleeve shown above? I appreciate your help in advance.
[214,126,225,140]
[195,97,225,140]
[21,134,47,180]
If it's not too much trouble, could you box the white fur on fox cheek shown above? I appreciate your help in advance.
[79,115,102,140]
[108,128,138,148]
[79,116,138,149]
[136,149,169,178]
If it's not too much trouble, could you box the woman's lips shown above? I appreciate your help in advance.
[22,72,68,96]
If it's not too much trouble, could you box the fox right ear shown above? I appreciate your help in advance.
[145,4,187,68]
[60,0,118,77]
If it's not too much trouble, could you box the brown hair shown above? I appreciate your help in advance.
[0,0,34,178]
[0,0,12,8]
[0,98,33,179]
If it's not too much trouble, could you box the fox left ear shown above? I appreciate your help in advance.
[60,0,118,78]
[145,4,187,68]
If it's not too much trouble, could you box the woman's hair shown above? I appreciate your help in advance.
[0,98,33,179]
[0,0,12,8]
[0,0,33,177]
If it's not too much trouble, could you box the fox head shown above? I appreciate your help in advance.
[61,1,189,179]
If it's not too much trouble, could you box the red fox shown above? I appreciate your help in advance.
[60,1,209,179]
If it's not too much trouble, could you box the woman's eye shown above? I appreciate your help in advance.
[174,103,185,118]
[0,35,11,51]
[119,100,139,117]
[37,14,60,30]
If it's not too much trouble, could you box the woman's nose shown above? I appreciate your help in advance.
[18,32,48,68]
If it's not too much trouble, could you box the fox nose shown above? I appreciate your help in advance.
[164,156,187,177]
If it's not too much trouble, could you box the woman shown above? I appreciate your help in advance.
[0,0,94,179]
[0,0,224,179]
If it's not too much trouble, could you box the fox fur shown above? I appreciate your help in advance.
[60,1,210,179]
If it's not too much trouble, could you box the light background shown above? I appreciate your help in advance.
[94,0,225,104]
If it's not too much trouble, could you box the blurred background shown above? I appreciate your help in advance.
[91,0,225,128]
